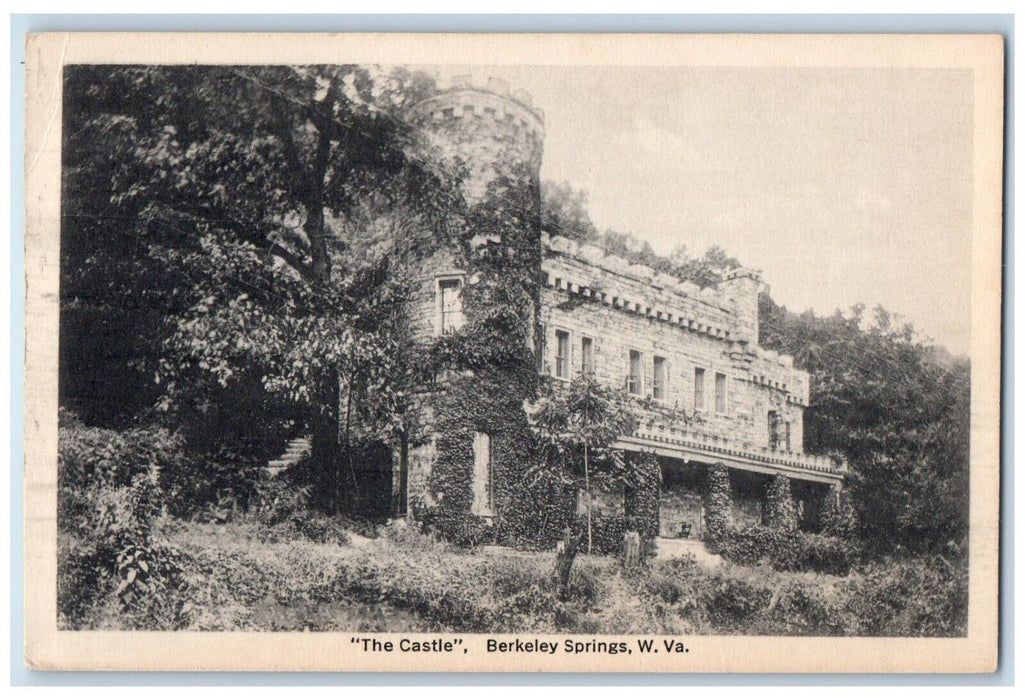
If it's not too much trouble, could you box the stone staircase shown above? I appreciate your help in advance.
[266,436,312,477]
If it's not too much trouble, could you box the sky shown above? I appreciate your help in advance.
[427,65,974,357]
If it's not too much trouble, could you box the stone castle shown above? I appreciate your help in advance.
[371,76,845,542]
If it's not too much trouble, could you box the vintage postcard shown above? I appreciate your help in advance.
[23,32,1003,672]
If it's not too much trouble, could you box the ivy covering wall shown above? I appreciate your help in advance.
[624,452,661,558]
[703,462,731,550]
[764,473,798,531]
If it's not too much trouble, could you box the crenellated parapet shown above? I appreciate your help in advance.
[408,76,545,202]
[542,231,811,409]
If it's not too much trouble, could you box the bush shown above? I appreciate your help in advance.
[839,556,968,636]
[251,473,312,526]
[57,411,189,628]
[718,526,853,576]
[417,507,496,549]
[821,484,856,538]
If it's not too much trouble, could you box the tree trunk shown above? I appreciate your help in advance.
[584,442,592,554]
[554,527,587,601]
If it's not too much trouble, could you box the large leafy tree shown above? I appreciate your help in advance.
[61,65,461,501]
[759,297,970,554]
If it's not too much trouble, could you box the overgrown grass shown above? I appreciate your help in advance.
[59,514,968,636]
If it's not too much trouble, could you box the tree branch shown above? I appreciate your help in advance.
[267,241,313,280]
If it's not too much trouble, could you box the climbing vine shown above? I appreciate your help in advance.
[624,451,661,559]
[765,473,798,531]
[703,462,731,550]
[415,170,547,547]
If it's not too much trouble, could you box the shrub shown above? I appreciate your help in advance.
[699,573,772,630]
[840,556,968,636]
[57,411,189,628]
[821,484,856,538]
[718,526,853,576]
[417,507,497,548]
[251,473,312,526]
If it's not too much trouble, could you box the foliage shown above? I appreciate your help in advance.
[65,518,967,636]
[702,463,731,550]
[57,410,189,627]
[837,555,968,637]
[623,452,661,558]
[527,374,640,553]
[541,180,742,288]
[61,64,462,509]
[764,474,798,531]
[759,298,970,555]
[717,526,854,576]
[821,483,856,539]
[583,513,627,556]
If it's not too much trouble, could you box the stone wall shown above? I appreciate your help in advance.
[541,235,809,455]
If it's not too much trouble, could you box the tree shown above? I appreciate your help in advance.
[541,180,599,240]
[60,65,461,508]
[528,375,638,554]
[759,297,970,555]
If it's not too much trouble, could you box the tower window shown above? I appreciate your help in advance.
[694,368,706,409]
[436,276,465,335]
[555,330,570,379]
[628,350,643,395]
[581,336,595,377]
[653,356,667,400]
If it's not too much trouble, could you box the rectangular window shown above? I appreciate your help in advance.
[628,350,643,395]
[555,330,570,379]
[471,432,493,516]
[784,421,792,452]
[715,372,728,413]
[694,368,706,409]
[437,277,465,334]
[768,410,780,451]
[580,336,595,376]
[653,356,667,400]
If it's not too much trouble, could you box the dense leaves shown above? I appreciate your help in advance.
[764,474,798,532]
[526,377,625,551]
[61,64,463,506]
[759,298,971,555]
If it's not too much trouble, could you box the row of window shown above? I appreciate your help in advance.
[552,328,729,412]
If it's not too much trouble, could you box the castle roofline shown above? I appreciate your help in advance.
[542,231,730,311]
[408,75,545,128]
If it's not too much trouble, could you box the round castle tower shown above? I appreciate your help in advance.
[399,77,548,530]
[405,76,546,344]
[409,75,545,206]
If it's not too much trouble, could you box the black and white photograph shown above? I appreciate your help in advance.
[23,32,1003,673]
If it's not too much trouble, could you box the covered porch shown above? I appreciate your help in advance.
[616,425,845,542]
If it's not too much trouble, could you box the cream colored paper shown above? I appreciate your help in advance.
[24,32,1003,673]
